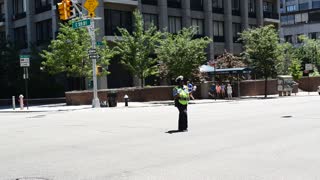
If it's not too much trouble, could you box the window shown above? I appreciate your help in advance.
[0,3,4,22]
[141,0,157,5]
[295,13,308,24]
[0,31,5,41]
[312,1,320,8]
[191,19,204,37]
[36,19,52,45]
[13,0,26,19]
[286,5,297,12]
[35,0,51,14]
[299,3,309,10]
[105,9,132,36]
[232,0,240,16]
[284,35,293,43]
[143,13,158,30]
[263,1,273,12]
[308,11,320,22]
[212,0,224,13]
[213,21,224,42]
[232,23,241,42]
[167,0,181,8]
[287,15,295,24]
[168,16,182,33]
[191,0,203,11]
[14,26,27,48]
[309,32,320,39]
[248,0,256,17]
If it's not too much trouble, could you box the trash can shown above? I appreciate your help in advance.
[107,91,117,107]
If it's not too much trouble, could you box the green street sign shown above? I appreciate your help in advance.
[96,41,103,46]
[72,19,91,29]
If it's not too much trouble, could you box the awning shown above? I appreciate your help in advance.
[199,65,215,72]
[208,67,252,75]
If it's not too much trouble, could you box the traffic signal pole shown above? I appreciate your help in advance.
[88,18,100,108]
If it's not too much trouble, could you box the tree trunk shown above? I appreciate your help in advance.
[264,68,268,98]
[141,77,144,88]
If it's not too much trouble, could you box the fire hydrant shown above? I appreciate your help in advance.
[124,94,129,107]
[19,94,24,110]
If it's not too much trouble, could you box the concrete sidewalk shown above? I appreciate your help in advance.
[0,91,318,113]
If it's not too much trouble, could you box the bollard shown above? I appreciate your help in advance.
[12,96,15,110]
[19,94,24,110]
[124,94,129,107]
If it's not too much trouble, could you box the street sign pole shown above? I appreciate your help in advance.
[88,18,100,108]
[24,67,29,110]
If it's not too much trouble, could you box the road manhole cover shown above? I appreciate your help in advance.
[16,177,51,180]
[282,115,293,118]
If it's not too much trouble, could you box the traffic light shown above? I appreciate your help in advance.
[96,66,103,76]
[57,0,67,20]
[65,0,73,19]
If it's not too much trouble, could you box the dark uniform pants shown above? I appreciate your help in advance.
[177,103,188,131]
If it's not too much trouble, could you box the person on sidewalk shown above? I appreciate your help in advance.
[173,76,190,132]
[187,81,195,100]
[227,83,233,100]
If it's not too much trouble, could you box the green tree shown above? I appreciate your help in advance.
[295,35,320,72]
[40,21,115,89]
[289,58,303,81]
[216,50,246,68]
[156,27,211,81]
[240,25,282,98]
[114,10,161,87]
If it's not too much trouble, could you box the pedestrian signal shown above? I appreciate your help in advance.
[96,66,103,76]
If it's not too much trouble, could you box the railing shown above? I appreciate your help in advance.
[35,4,52,14]
[141,0,157,5]
[263,12,279,19]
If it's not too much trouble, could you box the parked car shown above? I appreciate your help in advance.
[318,86,320,95]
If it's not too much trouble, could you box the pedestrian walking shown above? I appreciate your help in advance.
[216,83,221,99]
[221,83,226,98]
[173,76,190,132]
[187,81,195,100]
[227,83,233,100]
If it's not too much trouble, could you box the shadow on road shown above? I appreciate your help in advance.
[166,130,187,134]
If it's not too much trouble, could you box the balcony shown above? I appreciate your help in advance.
[168,0,181,8]
[263,11,279,19]
[104,0,138,6]
[12,12,26,20]
[263,11,280,23]
[212,7,224,14]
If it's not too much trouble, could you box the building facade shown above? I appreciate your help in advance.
[280,0,320,44]
[0,0,280,88]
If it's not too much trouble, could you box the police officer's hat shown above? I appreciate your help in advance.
[175,75,184,82]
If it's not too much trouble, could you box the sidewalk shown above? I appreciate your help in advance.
[0,92,318,113]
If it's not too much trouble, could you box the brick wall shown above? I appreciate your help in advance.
[65,80,279,105]
[297,77,320,91]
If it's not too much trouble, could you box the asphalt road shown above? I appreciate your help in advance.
[0,96,320,180]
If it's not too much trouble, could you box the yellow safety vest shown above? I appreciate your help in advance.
[174,86,189,105]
